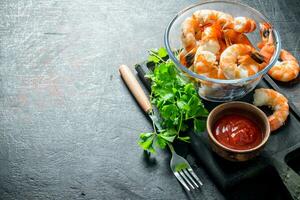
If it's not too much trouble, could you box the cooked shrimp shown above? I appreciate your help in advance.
[233,17,256,33]
[179,48,196,67]
[223,29,253,47]
[197,23,230,60]
[180,23,226,68]
[219,44,263,79]
[268,50,300,82]
[194,49,225,79]
[197,24,222,56]
[257,23,299,81]
[253,88,289,132]
[181,17,202,52]
[194,49,225,93]
[181,10,232,54]
[257,22,275,63]
[192,9,233,29]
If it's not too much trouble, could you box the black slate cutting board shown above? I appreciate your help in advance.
[135,61,300,196]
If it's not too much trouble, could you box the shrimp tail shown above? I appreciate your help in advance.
[179,49,196,67]
[250,51,265,64]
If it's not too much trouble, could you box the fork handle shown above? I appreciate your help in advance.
[168,143,175,153]
[119,64,152,113]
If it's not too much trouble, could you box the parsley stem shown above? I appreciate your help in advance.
[149,90,154,103]
[177,112,183,136]
[148,50,166,63]
[185,115,207,120]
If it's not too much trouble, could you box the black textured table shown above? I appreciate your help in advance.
[0,0,299,200]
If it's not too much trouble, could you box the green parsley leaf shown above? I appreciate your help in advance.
[138,132,156,153]
[194,119,206,133]
[156,135,168,149]
[137,47,209,153]
[157,47,168,58]
[148,55,160,63]
[161,104,179,120]
[160,129,177,142]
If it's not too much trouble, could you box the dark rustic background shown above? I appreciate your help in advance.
[0,0,299,199]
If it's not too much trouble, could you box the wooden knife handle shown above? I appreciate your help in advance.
[119,64,152,113]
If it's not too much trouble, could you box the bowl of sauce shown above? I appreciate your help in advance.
[207,101,270,161]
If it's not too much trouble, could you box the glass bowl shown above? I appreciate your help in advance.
[164,0,281,102]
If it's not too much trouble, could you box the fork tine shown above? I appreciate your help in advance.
[183,169,199,188]
[188,168,203,186]
[179,171,195,189]
[174,171,190,191]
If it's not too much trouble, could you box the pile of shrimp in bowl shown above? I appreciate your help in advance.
[178,9,300,132]
[179,9,299,82]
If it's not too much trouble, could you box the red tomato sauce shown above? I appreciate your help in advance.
[213,114,263,150]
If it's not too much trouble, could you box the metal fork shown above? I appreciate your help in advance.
[169,144,203,191]
[119,65,203,191]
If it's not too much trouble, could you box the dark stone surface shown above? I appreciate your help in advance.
[0,0,299,199]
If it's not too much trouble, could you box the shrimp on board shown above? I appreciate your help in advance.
[219,44,264,79]
[253,88,289,132]
[268,50,299,82]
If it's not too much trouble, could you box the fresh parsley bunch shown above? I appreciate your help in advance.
[138,48,208,153]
